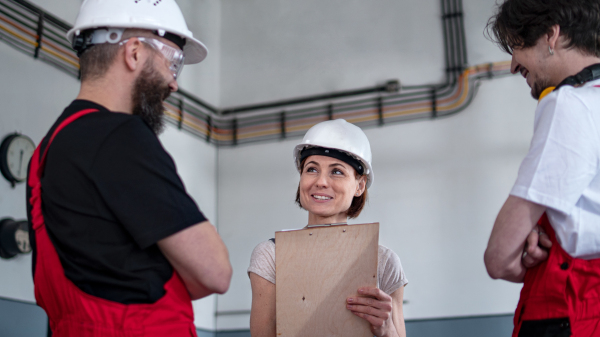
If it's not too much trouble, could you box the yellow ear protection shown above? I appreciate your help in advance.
[538,86,555,102]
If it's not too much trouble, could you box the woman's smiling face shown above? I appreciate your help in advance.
[299,155,366,225]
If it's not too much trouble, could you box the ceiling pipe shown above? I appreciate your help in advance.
[0,0,511,147]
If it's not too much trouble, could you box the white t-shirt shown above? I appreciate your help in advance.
[248,240,408,295]
[510,79,600,259]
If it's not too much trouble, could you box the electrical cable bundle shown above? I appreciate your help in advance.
[0,0,512,146]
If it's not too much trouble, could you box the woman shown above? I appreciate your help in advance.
[248,119,408,337]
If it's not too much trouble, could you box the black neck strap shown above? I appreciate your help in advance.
[555,63,600,90]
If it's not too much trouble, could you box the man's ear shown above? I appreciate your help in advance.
[547,24,561,50]
[123,38,143,72]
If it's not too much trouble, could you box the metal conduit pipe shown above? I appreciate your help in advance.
[0,0,512,147]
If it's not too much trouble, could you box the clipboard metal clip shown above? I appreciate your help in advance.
[305,222,348,228]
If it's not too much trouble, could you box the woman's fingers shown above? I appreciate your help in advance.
[346,287,398,336]
[351,310,386,327]
[347,302,391,320]
[347,297,392,312]
[358,287,390,301]
[346,287,392,320]
[347,288,391,307]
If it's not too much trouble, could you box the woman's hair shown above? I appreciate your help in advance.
[294,157,368,219]
[486,0,600,56]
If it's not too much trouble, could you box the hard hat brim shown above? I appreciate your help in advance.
[182,36,208,64]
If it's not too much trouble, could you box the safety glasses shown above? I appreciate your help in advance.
[120,37,185,80]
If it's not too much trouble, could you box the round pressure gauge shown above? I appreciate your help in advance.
[0,133,36,187]
[0,218,31,259]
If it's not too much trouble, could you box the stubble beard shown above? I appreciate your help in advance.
[531,78,552,100]
[131,59,172,135]
[530,63,553,100]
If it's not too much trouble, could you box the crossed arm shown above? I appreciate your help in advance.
[249,273,405,337]
[158,221,233,300]
[484,196,550,282]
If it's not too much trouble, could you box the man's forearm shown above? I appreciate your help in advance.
[484,248,527,282]
[158,221,233,298]
[484,196,546,282]
[186,280,218,300]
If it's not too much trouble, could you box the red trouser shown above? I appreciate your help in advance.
[28,109,198,337]
[513,214,600,337]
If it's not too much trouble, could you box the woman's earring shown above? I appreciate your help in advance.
[549,46,554,55]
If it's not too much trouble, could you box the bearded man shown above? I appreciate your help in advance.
[26,1,231,336]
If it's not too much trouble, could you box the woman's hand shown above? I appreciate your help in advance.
[346,287,403,337]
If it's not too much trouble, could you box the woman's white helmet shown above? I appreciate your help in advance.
[293,119,374,188]
[67,0,208,64]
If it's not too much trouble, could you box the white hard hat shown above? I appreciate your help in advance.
[293,119,374,188]
[67,0,208,64]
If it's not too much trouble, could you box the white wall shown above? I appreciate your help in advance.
[0,30,80,304]
[219,0,445,107]
[0,0,221,331]
[177,0,222,107]
[214,0,537,330]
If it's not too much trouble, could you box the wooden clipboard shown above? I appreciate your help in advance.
[275,222,379,337]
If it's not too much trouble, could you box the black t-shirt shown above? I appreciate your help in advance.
[27,100,206,304]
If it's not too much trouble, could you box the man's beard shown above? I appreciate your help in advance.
[131,59,172,134]
[531,76,552,100]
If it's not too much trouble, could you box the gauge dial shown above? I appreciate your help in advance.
[0,133,36,186]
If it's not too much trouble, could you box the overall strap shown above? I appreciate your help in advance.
[36,108,99,177]
[28,108,99,231]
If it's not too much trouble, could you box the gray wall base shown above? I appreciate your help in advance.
[212,314,514,337]
[0,297,48,337]
[406,314,514,337]
[0,297,514,337]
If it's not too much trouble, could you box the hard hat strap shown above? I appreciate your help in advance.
[73,29,186,58]
[72,28,125,57]
[299,147,365,175]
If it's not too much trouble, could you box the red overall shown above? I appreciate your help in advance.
[28,109,198,337]
[513,214,600,336]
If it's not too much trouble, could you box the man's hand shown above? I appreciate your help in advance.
[522,225,552,268]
